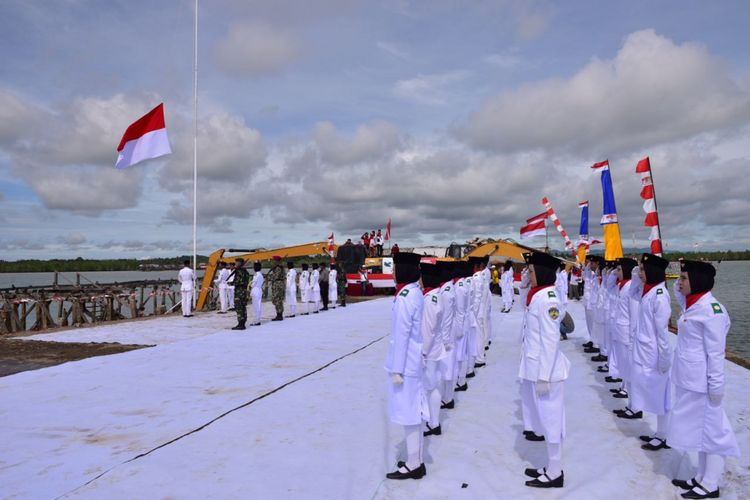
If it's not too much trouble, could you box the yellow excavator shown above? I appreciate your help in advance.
[196,242,336,310]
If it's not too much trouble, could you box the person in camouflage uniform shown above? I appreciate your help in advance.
[335,263,347,307]
[270,256,286,321]
[232,258,251,330]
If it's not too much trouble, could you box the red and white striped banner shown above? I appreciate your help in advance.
[635,157,663,256]
[541,196,574,250]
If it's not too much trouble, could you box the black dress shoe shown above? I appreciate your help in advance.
[591,354,608,362]
[641,438,670,451]
[424,424,442,436]
[386,463,426,480]
[639,435,653,442]
[288,315,295,318]
[455,383,468,391]
[681,483,719,499]
[597,366,609,373]
[584,347,600,354]
[525,471,563,488]
[612,391,628,398]
[605,376,622,383]
[616,409,643,419]
[525,432,545,442]
[524,466,544,478]
[672,478,697,490]
[231,325,246,330]
[485,346,489,351]
[441,400,455,409]
[474,362,486,368]
[609,388,621,393]
[466,371,476,378]
[253,322,261,326]
[582,341,594,348]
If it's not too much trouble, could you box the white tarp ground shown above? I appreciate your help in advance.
[1,297,748,499]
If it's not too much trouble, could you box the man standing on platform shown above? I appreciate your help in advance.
[269,256,286,321]
[231,258,250,330]
[178,259,195,317]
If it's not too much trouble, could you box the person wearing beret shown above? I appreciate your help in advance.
[285,261,298,318]
[619,254,673,441]
[609,258,639,403]
[420,262,447,438]
[668,260,739,499]
[520,252,570,489]
[437,262,458,410]
[384,253,428,480]
[269,256,286,321]
[250,262,264,326]
[231,258,250,330]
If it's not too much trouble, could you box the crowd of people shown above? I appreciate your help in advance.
[384,251,738,498]
[361,229,385,257]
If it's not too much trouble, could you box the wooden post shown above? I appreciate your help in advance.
[20,301,28,331]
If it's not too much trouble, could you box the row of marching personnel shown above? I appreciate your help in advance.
[384,250,739,497]
[580,253,738,499]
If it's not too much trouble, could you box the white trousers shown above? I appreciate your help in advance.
[181,290,193,316]
[251,290,262,323]
[219,285,229,313]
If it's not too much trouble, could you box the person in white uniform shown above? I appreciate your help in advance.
[227,262,235,309]
[299,263,310,315]
[519,251,569,489]
[215,262,230,314]
[617,253,672,444]
[384,252,427,480]
[285,262,297,317]
[668,260,739,499]
[310,263,321,314]
[442,262,462,409]
[482,256,492,347]
[501,261,514,312]
[519,266,530,308]
[470,256,488,368]
[248,262,264,326]
[419,263,447,437]
[453,262,473,394]
[178,260,195,317]
[328,265,338,309]
[608,258,638,399]
[582,256,602,352]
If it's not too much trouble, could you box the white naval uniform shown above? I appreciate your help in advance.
[285,268,298,315]
[438,280,457,382]
[629,282,673,415]
[227,272,235,306]
[519,286,569,443]
[482,267,492,343]
[328,269,338,308]
[555,269,568,314]
[667,289,740,456]
[592,275,606,349]
[310,269,321,312]
[471,271,487,363]
[299,270,310,314]
[250,271,264,323]
[608,279,638,381]
[215,268,230,313]
[384,282,428,425]
[453,277,470,365]
[178,267,195,316]
[603,270,618,357]
[422,287,446,428]
[582,265,596,342]
[501,269,514,311]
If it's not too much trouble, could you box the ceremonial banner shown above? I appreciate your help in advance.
[577,200,589,264]
[635,157,663,256]
[591,160,623,260]
[115,103,172,169]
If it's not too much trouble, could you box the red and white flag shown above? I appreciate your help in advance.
[526,211,548,224]
[635,157,663,255]
[384,218,392,241]
[520,219,546,239]
[591,159,609,172]
[115,103,172,169]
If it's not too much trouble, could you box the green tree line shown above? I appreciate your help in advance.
[0,256,209,273]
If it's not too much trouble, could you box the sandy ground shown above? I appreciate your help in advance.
[1,296,748,499]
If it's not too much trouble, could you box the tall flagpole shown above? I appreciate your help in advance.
[192,0,198,305]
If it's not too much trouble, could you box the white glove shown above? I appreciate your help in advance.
[392,373,404,385]
[444,343,453,352]
[536,381,550,396]
[709,392,723,406]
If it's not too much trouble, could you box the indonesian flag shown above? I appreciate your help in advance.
[115,103,172,169]
[520,219,545,239]
[591,159,609,172]
[327,232,335,254]
[384,218,391,241]
[526,211,548,224]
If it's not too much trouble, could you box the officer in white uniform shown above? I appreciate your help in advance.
[482,256,492,346]
[519,251,569,489]
[215,262,230,313]
[384,252,427,480]
[299,263,310,315]
[453,262,472,394]
[618,254,672,447]
[227,263,235,309]
[555,262,568,315]
[178,260,195,317]
[442,262,462,409]
[471,257,488,367]
[250,262,264,326]
[310,263,321,314]
[501,261,515,312]
[582,257,602,352]
[668,260,739,499]
[328,265,338,309]
[420,263,447,437]
[285,262,297,317]
[519,266,530,308]
[608,258,638,400]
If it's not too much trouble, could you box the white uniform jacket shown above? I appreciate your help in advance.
[215,268,229,290]
[422,288,447,361]
[453,278,468,340]
[299,270,310,301]
[631,282,672,371]
[671,290,731,396]
[178,267,195,292]
[328,269,338,301]
[286,269,297,301]
[470,271,484,326]
[251,272,264,297]
[384,282,425,377]
[612,280,638,345]
[310,270,321,294]
[439,280,456,348]
[518,286,570,382]
[555,270,568,305]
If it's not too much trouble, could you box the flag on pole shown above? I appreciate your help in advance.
[115,103,172,169]
[520,219,546,239]
[384,218,392,241]
[526,211,549,224]
[576,200,589,264]
[592,159,623,260]
[541,197,574,251]
[635,157,663,255]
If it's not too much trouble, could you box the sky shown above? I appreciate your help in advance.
[1,0,750,260]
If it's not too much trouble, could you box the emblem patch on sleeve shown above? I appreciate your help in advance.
[547,291,556,298]
[656,288,664,295]
[399,289,409,297]
[445,286,451,291]
[548,307,560,320]
[459,282,464,287]
[432,295,438,304]
[711,303,723,314]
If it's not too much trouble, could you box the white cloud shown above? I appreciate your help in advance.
[214,22,299,78]
[376,41,409,60]
[312,120,404,166]
[460,30,750,155]
[394,70,471,106]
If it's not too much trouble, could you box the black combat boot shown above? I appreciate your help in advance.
[272,312,283,321]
